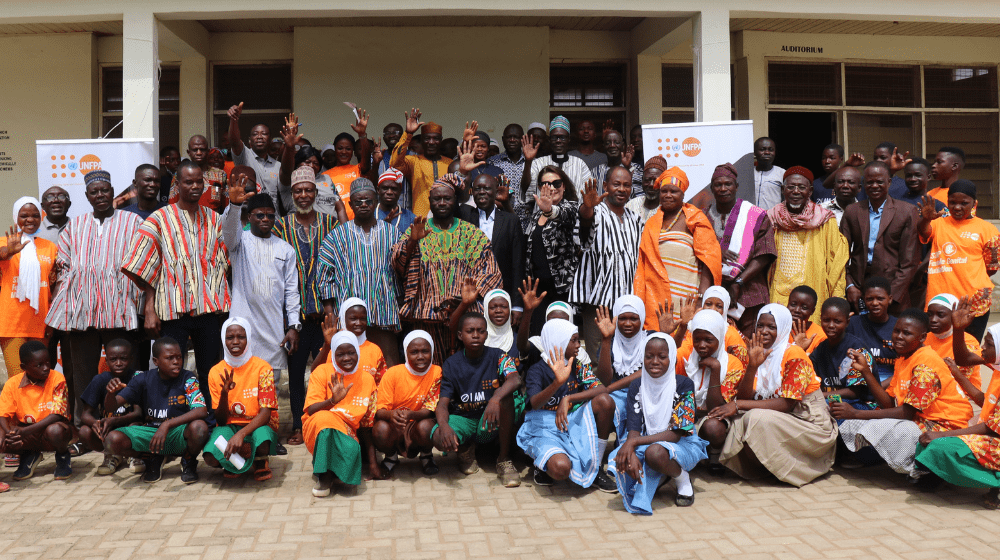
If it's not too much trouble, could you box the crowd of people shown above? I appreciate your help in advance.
[2,105,1000,514]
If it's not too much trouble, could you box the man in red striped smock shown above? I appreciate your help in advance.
[121,161,232,408]
[46,170,144,423]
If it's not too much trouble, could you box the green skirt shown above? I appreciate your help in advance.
[916,437,1000,489]
[202,425,278,474]
[312,429,362,485]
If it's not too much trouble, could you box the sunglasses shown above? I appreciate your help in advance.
[539,179,563,189]
[251,212,276,220]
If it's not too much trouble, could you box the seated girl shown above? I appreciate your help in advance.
[808,298,878,412]
[517,318,617,492]
[677,310,745,475]
[925,292,983,400]
[675,287,748,368]
[917,302,1000,508]
[305,329,379,497]
[608,333,708,513]
[202,318,279,481]
[516,279,592,369]
[372,331,441,476]
[450,283,519,361]
[708,304,838,487]
[594,295,651,436]
[950,295,1000,411]
[832,309,973,481]
[316,298,387,384]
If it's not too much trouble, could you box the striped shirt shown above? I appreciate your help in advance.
[121,204,230,321]
[316,220,402,330]
[46,211,144,331]
[273,212,340,318]
[591,162,644,198]
[570,203,642,307]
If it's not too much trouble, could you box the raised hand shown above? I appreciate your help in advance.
[521,134,539,160]
[581,178,605,209]
[889,147,912,174]
[404,108,424,135]
[228,174,255,205]
[328,371,353,405]
[534,184,555,215]
[458,139,485,174]
[792,318,816,350]
[548,346,571,385]
[463,121,479,143]
[282,113,302,148]
[371,138,383,163]
[350,107,369,137]
[460,276,479,306]
[845,152,866,167]
[656,299,676,334]
[4,226,27,256]
[321,312,339,346]
[222,368,237,392]
[228,102,244,122]
[622,144,635,167]
[602,119,615,133]
[919,195,946,221]
[747,331,772,370]
[518,277,547,311]
[410,215,429,241]
[595,305,617,340]
[678,294,699,326]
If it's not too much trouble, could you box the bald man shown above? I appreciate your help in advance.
[819,165,862,226]
[37,186,72,244]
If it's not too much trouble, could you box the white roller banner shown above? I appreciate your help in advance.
[641,121,755,201]
[36,138,156,219]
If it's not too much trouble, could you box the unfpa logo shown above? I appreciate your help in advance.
[656,136,702,158]
[50,154,101,179]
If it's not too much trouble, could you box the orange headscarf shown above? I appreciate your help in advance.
[656,167,690,192]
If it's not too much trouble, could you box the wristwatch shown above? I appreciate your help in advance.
[289,324,302,332]
[734,277,744,286]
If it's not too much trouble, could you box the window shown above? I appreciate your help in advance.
[661,64,735,123]
[768,62,840,106]
[212,64,292,150]
[845,64,918,108]
[924,67,998,109]
[549,64,627,147]
[101,66,180,150]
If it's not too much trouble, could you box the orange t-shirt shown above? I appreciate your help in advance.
[888,345,973,431]
[979,368,1000,423]
[927,186,949,207]
[720,344,821,400]
[678,324,748,368]
[302,363,377,453]
[925,331,983,393]
[328,339,387,384]
[0,237,57,338]
[0,371,69,424]
[921,216,1000,316]
[788,322,826,354]
[208,356,279,431]
[375,364,442,413]
[321,165,361,221]
[675,349,745,406]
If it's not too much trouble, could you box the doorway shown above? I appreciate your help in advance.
[768,111,837,178]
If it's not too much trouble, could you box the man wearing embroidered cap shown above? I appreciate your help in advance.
[376,167,415,235]
[765,166,848,322]
[390,109,453,217]
[521,116,594,202]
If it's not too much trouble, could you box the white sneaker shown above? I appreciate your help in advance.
[129,457,145,474]
[312,473,333,497]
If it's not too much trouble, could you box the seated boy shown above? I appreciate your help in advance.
[788,285,825,353]
[78,339,144,476]
[0,341,74,485]
[809,298,878,411]
[432,313,522,487]
[103,337,211,484]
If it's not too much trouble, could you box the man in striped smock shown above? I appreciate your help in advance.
[46,170,144,424]
[570,167,642,357]
[121,161,233,408]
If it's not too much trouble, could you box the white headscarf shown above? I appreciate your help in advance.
[330,331,361,375]
[529,301,577,352]
[221,317,254,368]
[11,197,41,312]
[540,318,578,366]
[612,294,646,377]
[339,297,369,345]
[639,332,678,436]
[484,289,514,352]
[403,330,434,376]
[702,285,731,314]
[685,309,729,408]
[755,304,793,400]
[928,293,960,340]
[986,323,1000,368]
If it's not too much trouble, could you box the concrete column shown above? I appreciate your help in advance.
[692,8,731,122]
[122,9,159,143]
[179,55,207,147]
[635,54,663,126]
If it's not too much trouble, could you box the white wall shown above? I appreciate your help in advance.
[293,27,550,141]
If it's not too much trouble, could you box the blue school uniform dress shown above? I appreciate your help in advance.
[516,358,604,487]
[607,376,708,515]
[596,331,654,438]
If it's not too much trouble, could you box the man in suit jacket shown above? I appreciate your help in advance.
[840,161,919,314]
[457,174,526,323]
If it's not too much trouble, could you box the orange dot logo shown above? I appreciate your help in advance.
[681,137,702,157]
[78,154,102,173]
[943,242,957,257]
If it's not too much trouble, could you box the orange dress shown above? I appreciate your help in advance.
[376,364,441,413]
[0,237,57,338]
[920,216,1000,317]
[329,339,386,384]
[207,357,278,430]
[302,363,377,454]
[888,345,973,432]
[925,332,983,398]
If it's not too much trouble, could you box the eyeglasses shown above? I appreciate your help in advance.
[539,179,563,189]
[43,194,69,202]
[352,198,375,207]
[251,212,276,220]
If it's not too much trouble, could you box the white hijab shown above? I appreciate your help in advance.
[529,301,576,352]
[11,197,41,312]
[639,332,678,436]
[330,331,361,375]
[928,293,960,340]
[484,289,514,352]
[755,304,793,400]
[685,309,729,408]
[702,285,731,314]
[986,323,1000,368]
[403,330,434,376]
[339,297,369,345]
[540,318,578,367]
[612,294,646,377]
[221,317,254,368]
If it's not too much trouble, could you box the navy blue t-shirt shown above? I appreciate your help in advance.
[440,347,517,418]
[525,358,598,411]
[80,371,138,418]
[122,201,165,221]
[845,315,897,383]
[624,376,696,435]
[118,369,206,427]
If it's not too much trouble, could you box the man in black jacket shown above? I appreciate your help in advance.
[457,174,526,324]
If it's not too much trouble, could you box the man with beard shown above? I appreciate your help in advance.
[390,109,453,217]
[168,135,228,213]
[522,116,594,200]
[273,167,341,447]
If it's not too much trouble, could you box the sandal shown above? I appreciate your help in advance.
[223,471,242,479]
[381,453,400,474]
[68,442,87,457]
[984,489,1000,510]
[420,453,439,475]
[286,430,304,446]
[0,481,9,493]
[254,459,272,482]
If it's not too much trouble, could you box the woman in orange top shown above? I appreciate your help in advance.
[707,304,837,487]
[675,287,748,368]
[918,179,1000,340]
[315,298,387,384]
[304,330,378,497]
[951,298,1000,411]
[925,293,982,398]
[633,167,720,328]
[0,197,58,378]
[372,330,442,476]
[832,309,973,479]
[320,125,374,221]
[202,318,279,481]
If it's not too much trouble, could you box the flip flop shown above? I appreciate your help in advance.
[984,490,1000,510]
[381,454,400,474]
[286,430,304,446]
[254,460,272,482]
[0,481,9,493]
[223,471,242,479]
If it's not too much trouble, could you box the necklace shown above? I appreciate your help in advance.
[663,208,682,231]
